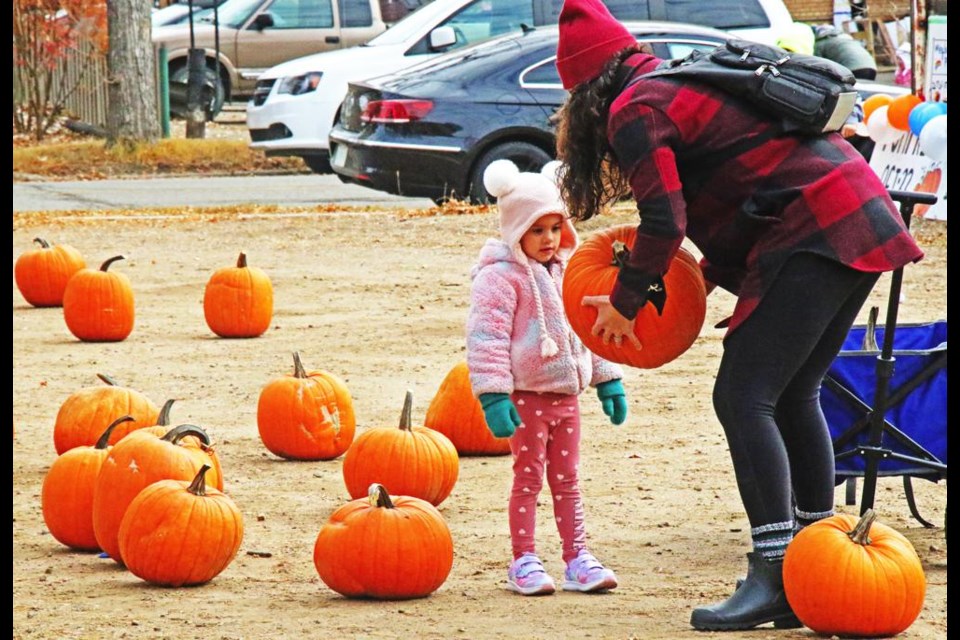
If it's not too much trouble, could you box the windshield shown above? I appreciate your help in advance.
[199,0,260,28]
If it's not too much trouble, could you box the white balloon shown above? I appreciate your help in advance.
[918,114,948,162]
[866,106,904,144]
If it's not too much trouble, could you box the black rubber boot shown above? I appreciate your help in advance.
[691,552,801,631]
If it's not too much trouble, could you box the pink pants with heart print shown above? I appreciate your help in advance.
[508,390,586,564]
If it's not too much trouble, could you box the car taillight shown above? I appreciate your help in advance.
[360,100,434,123]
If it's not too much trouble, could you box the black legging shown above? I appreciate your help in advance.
[713,252,880,529]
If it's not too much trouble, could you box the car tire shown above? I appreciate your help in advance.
[302,155,332,174]
[467,142,553,205]
[169,64,226,121]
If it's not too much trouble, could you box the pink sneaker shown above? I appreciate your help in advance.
[562,550,618,592]
[507,553,556,596]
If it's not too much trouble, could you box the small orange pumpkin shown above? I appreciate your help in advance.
[118,464,244,587]
[256,352,355,460]
[783,509,926,637]
[15,237,86,307]
[424,361,510,456]
[203,251,273,338]
[314,483,453,600]
[343,391,459,506]
[52,373,160,455]
[41,416,134,551]
[562,225,706,368]
[92,424,224,564]
[62,255,135,342]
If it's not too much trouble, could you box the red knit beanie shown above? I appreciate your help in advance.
[556,0,638,90]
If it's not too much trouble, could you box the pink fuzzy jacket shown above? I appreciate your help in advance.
[466,238,623,397]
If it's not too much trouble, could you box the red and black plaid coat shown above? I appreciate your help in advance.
[605,53,924,336]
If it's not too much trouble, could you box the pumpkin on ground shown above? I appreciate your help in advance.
[343,391,459,506]
[41,416,134,551]
[62,255,135,342]
[52,373,160,455]
[257,352,355,460]
[15,237,86,307]
[118,464,243,587]
[203,251,273,338]
[562,224,706,368]
[314,483,454,600]
[92,424,224,564]
[783,509,926,637]
[424,361,510,456]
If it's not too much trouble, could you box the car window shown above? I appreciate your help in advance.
[662,0,770,30]
[540,0,650,24]
[265,0,334,28]
[406,0,535,54]
[207,0,264,28]
[664,40,721,59]
[340,0,372,27]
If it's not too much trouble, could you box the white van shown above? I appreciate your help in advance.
[247,0,793,173]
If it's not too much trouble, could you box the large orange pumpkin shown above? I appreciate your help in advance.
[783,509,926,637]
[92,424,224,564]
[424,361,511,456]
[15,237,86,307]
[203,251,273,338]
[62,255,135,342]
[118,464,243,587]
[256,352,355,460]
[562,225,706,368]
[41,416,134,551]
[314,483,454,600]
[52,373,160,455]
[343,391,459,506]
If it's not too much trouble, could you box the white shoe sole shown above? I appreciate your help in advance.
[507,579,556,596]
[562,575,618,592]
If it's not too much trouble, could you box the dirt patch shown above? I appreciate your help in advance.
[13,206,947,639]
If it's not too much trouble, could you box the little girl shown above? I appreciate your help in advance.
[465,159,628,596]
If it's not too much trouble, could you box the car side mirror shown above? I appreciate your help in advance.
[429,26,457,50]
[252,12,274,30]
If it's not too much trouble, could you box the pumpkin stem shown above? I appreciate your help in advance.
[292,352,308,379]
[162,424,212,446]
[398,390,414,432]
[33,237,51,249]
[157,399,176,426]
[236,252,248,268]
[847,508,877,546]
[187,464,211,496]
[99,255,125,272]
[96,373,119,387]
[95,415,135,449]
[611,240,631,268]
[368,483,395,509]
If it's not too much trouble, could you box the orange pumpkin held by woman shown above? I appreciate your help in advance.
[314,483,453,600]
[257,352,355,460]
[15,237,86,307]
[62,255,135,342]
[203,251,273,338]
[562,224,706,368]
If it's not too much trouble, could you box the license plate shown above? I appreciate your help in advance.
[331,143,348,169]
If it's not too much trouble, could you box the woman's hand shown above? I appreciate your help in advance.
[582,295,642,349]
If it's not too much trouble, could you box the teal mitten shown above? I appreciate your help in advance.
[478,393,521,438]
[596,379,628,425]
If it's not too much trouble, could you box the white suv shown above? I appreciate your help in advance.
[247,0,793,173]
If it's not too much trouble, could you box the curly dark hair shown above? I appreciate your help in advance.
[555,44,650,222]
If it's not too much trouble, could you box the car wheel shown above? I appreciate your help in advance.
[169,64,226,121]
[467,142,553,205]
[302,155,332,174]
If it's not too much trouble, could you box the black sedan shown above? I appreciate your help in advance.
[328,22,732,204]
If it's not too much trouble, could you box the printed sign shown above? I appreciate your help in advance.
[870,133,947,220]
